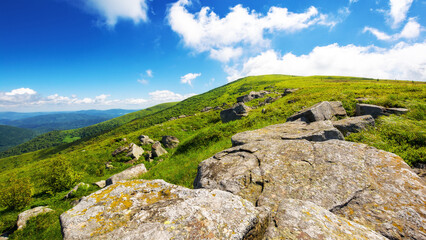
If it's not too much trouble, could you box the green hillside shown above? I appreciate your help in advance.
[0,75,424,239]
[0,125,36,152]
[0,102,177,158]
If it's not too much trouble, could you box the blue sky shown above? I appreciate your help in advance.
[0,0,425,112]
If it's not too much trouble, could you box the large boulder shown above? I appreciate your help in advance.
[60,179,267,240]
[194,140,426,239]
[105,163,147,186]
[265,199,385,240]
[220,102,251,123]
[17,206,53,230]
[231,120,344,146]
[161,136,179,149]
[138,135,154,145]
[125,143,144,160]
[332,115,375,136]
[286,101,336,123]
[329,101,347,117]
[151,141,168,158]
[356,103,386,118]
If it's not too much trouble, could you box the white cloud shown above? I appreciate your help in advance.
[389,0,413,28]
[226,42,426,81]
[84,0,149,26]
[349,0,359,3]
[137,79,149,84]
[146,69,153,77]
[180,73,201,86]
[363,18,421,41]
[0,88,40,106]
[168,0,335,62]
[149,90,196,102]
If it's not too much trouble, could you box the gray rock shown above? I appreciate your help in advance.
[231,121,344,146]
[105,162,114,169]
[161,136,179,149]
[60,179,267,240]
[125,143,144,160]
[64,182,90,199]
[105,163,147,186]
[220,102,251,123]
[264,199,386,240]
[178,115,187,119]
[195,140,426,239]
[356,103,386,118]
[236,91,269,103]
[329,101,347,117]
[94,180,106,188]
[282,88,298,96]
[201,106,213,112]
[287,101,336,123]
[386,107,409,115]
[17,206,53,230]
[111,145,129,157]
[152,141,167,158]
[333,115,375,136]
[138,135,154,145]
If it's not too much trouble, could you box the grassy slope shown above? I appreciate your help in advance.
[0,125,36,152]
[0,102,177,158]
[1,75,424,239]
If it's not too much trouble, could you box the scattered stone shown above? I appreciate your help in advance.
[151,141,167,158]
[356,103,386,118]
[329,101,347,117]
[231,121,344,146]
[201,106,213,112]
[169,117,177,121]
[105,162,114,169]
[213,106,222,110]
[145,151,153,162]
[220,102,251,123]
[262,108,266,114]
[355,97,369,103]
[94,180,106,188]
[122,138,127,142]
[333,115,375,136]
[161,136,179,149]
[138,135,154,145]
[264,199,386,240]
[125,143,144,160]
[386,107,409,115]
[60,179,267,240]
[287,101,336,123]
[236,91,269,103]
[64,182,89,199]
[105,163,147,186]
[178,115,187,119]
[111,145,129,157]
[194,140,426,239]
[282,88,298,96]
[17,207,53,230]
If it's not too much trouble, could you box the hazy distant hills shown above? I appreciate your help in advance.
[0,109,137,152]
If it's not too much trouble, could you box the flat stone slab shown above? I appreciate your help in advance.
[231,121,344,146]
[60,179,265,240]
[332,115,375,136]
[194,140,426,239]
[265,199,386,240]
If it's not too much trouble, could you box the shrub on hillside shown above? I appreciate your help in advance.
[43,157,81,194]
[0,175,32,210]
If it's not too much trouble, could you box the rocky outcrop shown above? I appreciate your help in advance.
[105,163,147,186]
[329,101,347,117]
[160,136,179,149]
[231,120,344,146]
[220,102,251,123]
[236,91,269,103]
[17,207,53,230]
[138,135,154,145]
[112,143,144,160]
[194,140,426,239]
[201,106,213,112]
[264,199,386,239]
[286,101,337,123]
[332,115,375,136]
[151,141,167,158]
[60,179,267,240]
[64,182,89,199]
[356,103,408,118]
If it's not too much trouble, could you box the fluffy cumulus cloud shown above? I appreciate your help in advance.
[149,90,196,102]
[389,0,413,28]
[180,73,201,86]
[84,0,149,26]
[364,18,421,41]
[226,42,426,81]
[0,88,40,106]
[168,0,334,63]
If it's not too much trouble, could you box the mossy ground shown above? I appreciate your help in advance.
[0,75,424,239]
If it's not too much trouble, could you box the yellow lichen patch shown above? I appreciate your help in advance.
[392,222,404,233]
[324,215,332,222]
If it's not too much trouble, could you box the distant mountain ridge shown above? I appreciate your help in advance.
[0,125,37,152]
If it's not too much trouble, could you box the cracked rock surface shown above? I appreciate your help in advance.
[194,140,426,239]
[231,120,344,147]
[61,179,266,240]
